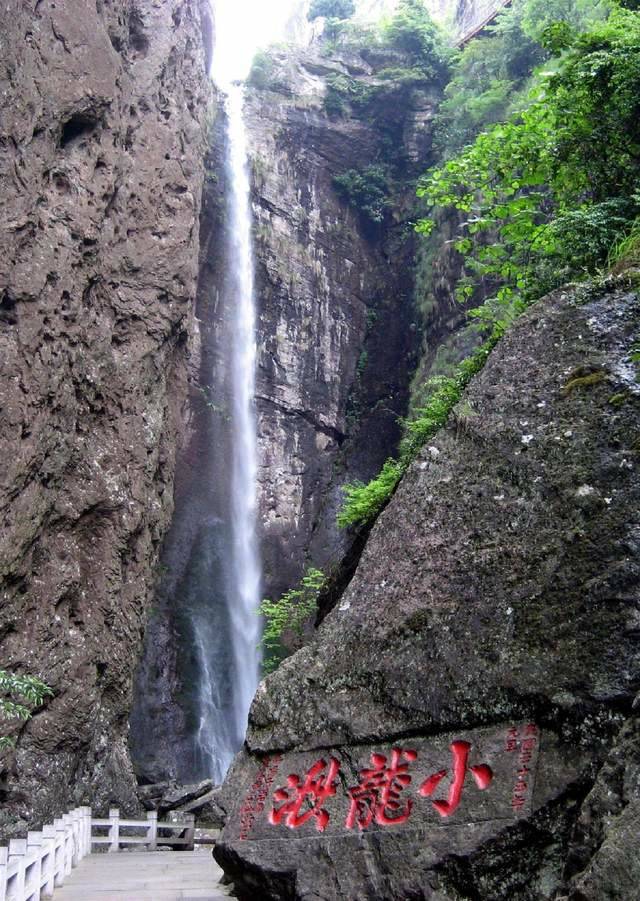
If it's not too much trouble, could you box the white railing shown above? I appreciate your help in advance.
[0,807,196,901]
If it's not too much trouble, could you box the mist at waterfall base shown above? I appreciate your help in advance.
[130,1,300,785]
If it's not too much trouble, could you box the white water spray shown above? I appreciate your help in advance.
[221,79,261,758]
[191,0,301,781]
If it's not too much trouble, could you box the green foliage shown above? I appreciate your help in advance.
[247,50,279,90]
[258,568,325,673]
[338,459,404,528]
[323,73,374,117]
[418,8,640,308]
[333,165,390,225]
[338,326,504,528]
[434,0,609,154]
[382,0,452,83]
[608,218,640,271]
[520,0,609,42]
[0,669,52,750]
[308,0,355,21]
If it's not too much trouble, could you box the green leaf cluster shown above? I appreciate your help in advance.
[247,50,277,90]
[609,218,640,271]
[308,0,356,21]
[323,73,374,117]
[333,165,390,225]
[435,0,609,154]
[381,0,452,83]
[0,669,52,750]
[258,568,326,673]
[419,7,640,308]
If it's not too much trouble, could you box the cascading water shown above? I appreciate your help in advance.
[130,0,300,787]
[193,79,261,778]
[187,6,267,780]
[224,83,262,755]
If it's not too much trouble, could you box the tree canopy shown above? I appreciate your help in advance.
[308,0,356,21]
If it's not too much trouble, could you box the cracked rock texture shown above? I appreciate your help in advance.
[214,277,640,900]
[0,0,211,835]
[245,44,438,603]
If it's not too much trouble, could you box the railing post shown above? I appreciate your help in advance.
[8,839,26,900]
[0,846,8,901]
[62,813,75,870]
[108,808,120,853]
[40,825,57,896]
[146,811,158,851]
[68,811,78,867]
[53,819,66,886]
[60,815,72,876]
[183,813,195,852]
[26,831,44,901]
[82,807,92,857]
[72,810,81,865]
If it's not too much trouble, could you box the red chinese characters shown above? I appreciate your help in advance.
[509,723,538,813]
[419,740,493,818]
[238,755,282,840]
[346,747,417,829]
[269,757,340,832]
[261,733,518,835]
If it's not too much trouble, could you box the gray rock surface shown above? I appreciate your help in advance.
[245,43,437,603]
[453,0,508,44]
[0,0,211,836]
[214,276,640,899]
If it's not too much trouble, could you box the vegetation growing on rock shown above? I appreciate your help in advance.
[258,568,326,673]
[338,0,640,529]
[308,0,356,20]
[0,670,52,750]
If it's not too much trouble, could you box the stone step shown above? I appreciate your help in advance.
[53,850,230,900]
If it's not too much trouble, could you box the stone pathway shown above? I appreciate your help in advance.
[54,849,231,900]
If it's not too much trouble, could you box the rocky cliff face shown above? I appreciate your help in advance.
[453,0,507,43]
[214,274,640,900]
[0,0,211,834]
[246,44,438,603]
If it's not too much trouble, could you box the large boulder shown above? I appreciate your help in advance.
[214,275,640,899]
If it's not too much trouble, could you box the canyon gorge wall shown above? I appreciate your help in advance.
[129,27,444,783]
[246,46,433,602]
[250,0,508,602]
[0,0,212,834]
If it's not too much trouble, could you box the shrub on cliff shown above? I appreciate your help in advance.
[333,165,390,225]
[0,669,52,749]
[247,50,276,90]
[259,568,326,673]
[338,329,503,527]
[419,7,640,309]
[435,0,610,154]
[308,0,355,21]
[382,0,452,83]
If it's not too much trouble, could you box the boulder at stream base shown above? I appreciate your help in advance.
[214,277,640,901]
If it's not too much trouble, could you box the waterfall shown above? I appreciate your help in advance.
[225,83,262,749]
[130,0,300,787]
[187,0,279,781]
[193,79,262,776]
